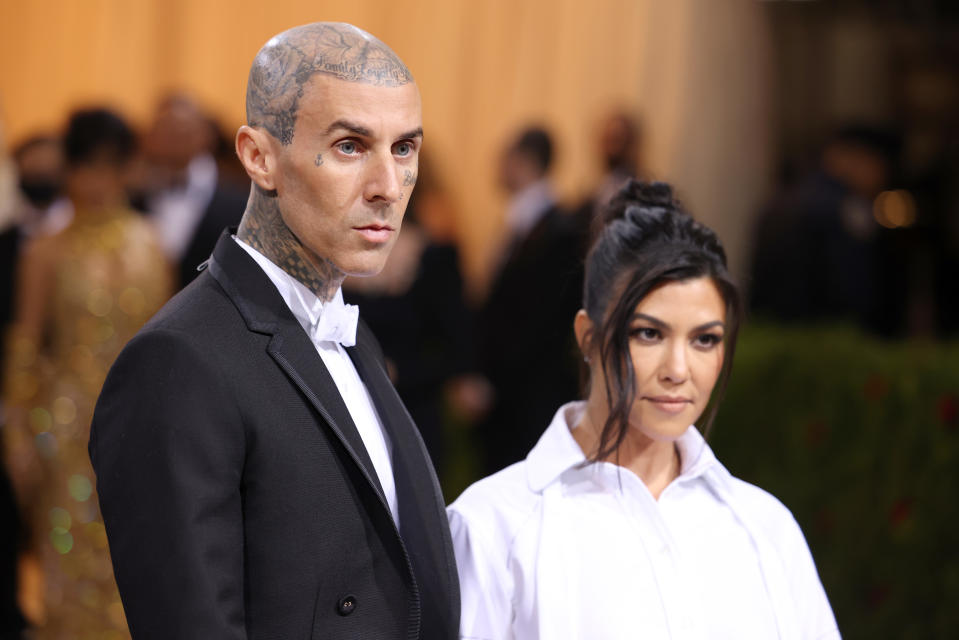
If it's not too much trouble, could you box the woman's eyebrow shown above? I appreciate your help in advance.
[631,313,668,328]
[630,314,726,333]
[693,320,726,332]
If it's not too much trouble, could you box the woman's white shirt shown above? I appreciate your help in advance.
[447,402,840,640]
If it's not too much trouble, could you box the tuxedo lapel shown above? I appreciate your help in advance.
[347,325,461,637]
[206,232,389,512]
[265,326,388,506]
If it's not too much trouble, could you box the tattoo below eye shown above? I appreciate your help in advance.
[403,170,416,187]
[314,153,323,167]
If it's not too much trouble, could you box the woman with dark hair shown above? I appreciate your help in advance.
[3,108,171,637]
[448,180,839,639]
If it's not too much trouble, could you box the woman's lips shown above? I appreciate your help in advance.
[354,224,394,243]
[643,396,692,415]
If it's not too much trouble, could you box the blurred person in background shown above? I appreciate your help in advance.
[572,110,645,245]
[478,126,583,476]
[450,180,839,639]
[344,153,477,480]
[139,93,246,290]
[0,115,27,640]
[2,135,72,351]
[2,107,172,638]
[749,124,899,334]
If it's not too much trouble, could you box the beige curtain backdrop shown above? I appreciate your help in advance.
[0,0,771,291]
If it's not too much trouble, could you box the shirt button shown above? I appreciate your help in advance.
[337,594,357,616]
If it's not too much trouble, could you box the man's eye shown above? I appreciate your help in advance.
[338,141,357,155]
[395,142,412,157]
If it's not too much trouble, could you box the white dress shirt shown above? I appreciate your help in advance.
[235,237,399,525]
[504,178,555,239]
[150,154,218,261]
[448,402,840,640]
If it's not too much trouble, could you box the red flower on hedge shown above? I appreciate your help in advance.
[804,420,828,448]
[888,498,913,528]
[863,374,890,402]
[938,394,958,431]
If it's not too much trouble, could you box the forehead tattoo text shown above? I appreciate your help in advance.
[246,23,413,145]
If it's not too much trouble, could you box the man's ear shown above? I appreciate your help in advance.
[573,309,594,360]
[236,125,278,192]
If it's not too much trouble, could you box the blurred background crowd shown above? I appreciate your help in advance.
[1,0,958,638]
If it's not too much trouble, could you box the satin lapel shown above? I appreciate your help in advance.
[206,238,389,512]
[265,326,389,508]
[347,326,461,635]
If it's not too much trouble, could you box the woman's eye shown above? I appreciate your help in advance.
[694,333,723,348]
[631,328,660,341]
[395,142,412,157]
[338,141,358,155]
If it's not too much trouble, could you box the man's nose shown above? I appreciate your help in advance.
[364,151,402,204]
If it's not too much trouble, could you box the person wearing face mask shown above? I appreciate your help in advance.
[3,108,172,638]
[448,180,840,640]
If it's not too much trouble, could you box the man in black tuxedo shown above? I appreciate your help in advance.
[90,22,459,639]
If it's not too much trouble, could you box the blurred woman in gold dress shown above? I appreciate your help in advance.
[3,109,172,639]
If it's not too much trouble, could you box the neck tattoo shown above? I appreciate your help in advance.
[237,186,343,302]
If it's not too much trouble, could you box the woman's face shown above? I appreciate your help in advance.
[620,277,727,441]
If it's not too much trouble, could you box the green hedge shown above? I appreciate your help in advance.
[710,325,959,639]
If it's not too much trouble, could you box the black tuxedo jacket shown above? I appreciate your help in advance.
[176,184,247,288]
[90,231,459,639]
[479,206,584,474]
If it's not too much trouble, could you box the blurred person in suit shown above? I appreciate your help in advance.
[573,110,644,240]
[478,126,583,476]
[344,153,476,481]
[749,125,899,334]
[139,93,247,290]
[2,108,172,638]
[89,22,459,639]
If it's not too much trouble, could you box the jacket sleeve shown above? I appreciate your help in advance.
[89,328,247,639]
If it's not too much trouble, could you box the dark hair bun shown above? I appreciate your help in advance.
[603,179,682,226]
[623,180,676,209]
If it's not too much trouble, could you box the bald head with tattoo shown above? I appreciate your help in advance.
[236,22,422,301]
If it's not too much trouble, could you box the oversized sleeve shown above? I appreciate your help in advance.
[447,506,515,640]
[783,515,842,640]
[89,328,247,639]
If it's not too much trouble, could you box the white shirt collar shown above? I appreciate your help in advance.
[234,237,359,346]
[526,401,722,493]
[506,178,556,238]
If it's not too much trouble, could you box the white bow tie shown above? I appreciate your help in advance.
[311,297,360,347]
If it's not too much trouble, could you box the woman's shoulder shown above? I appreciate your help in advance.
[719,472,811,556]
[448,461,542,543]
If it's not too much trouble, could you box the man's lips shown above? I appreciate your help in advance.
[353,224,395,243]
[643,395,692,414]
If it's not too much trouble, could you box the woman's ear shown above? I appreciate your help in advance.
[236,125,278,192]
[574,309,594,361]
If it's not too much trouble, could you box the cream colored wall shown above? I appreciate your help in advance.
[0,0,771,291]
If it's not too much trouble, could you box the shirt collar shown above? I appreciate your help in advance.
[234,237,359,346]
[525,400,722,493]
[506,178,556,238]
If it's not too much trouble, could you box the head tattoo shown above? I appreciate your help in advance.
[246,22,413,145]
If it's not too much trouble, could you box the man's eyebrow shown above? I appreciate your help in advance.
[396,127,423,142]
[324,119,372,137]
